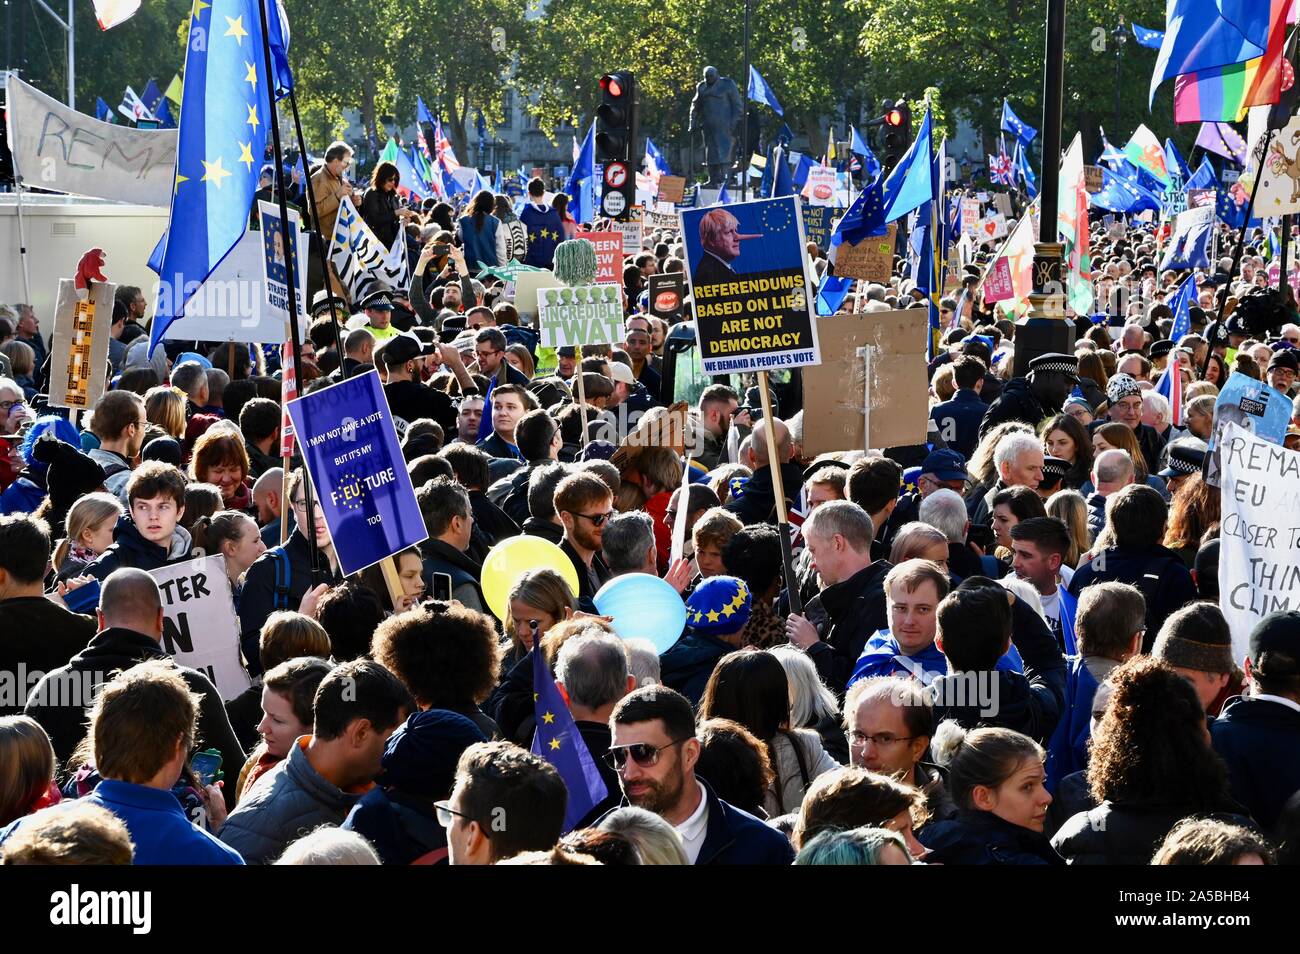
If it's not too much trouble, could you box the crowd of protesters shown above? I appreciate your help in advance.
[0,145,1297,867]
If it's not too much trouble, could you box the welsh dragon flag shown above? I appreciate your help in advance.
[1058,133,1093,316]
[1124,124,1171,187]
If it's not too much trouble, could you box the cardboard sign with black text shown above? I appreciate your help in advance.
[835,224,897,283]
[151,555,251,701]
[48,278,115,410]
[648,273,686,323]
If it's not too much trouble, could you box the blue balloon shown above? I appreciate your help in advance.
[593,573,687,655]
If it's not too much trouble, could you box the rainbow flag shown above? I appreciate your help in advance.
[1172,0,1291,123]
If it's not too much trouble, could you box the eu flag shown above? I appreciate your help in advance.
[1131,23,1165,49]
[531,646,608,832]
[566,121,595,224]
[747,65,784,116]
[95,97,116,124]
[1001,99,1037,145]
[816,273,853,316]
[1187,156,1218,192]
[1168,271,1197,344]
[148,0,284,353]
[417,95,436,128]
[1014,141,1038,199]
[850,126,882,184]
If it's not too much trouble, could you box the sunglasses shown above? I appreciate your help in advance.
[568,510,612,527]
[603,739,686,770]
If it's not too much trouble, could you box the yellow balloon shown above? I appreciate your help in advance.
[480,536,581,624]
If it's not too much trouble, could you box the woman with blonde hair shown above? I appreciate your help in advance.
[503,568,576,667]
[144,386,187,440]
[1046,489,1090,568]
[53,492,123,579]
[769,644,848,764]
[0,716,60,826]
[596,807,689,865]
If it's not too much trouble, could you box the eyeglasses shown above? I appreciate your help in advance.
[847,731,918,748]
[0,399,26,412]
[568,509,612,527]
[433,800,471,829]
[603,739,686,770]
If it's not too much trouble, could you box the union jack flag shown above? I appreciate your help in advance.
[988,151,1014,186]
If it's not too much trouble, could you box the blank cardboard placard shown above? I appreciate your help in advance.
[511,269,560,324]
[658,176,686,203]
[834,223,896,282]
[801,309,930,455]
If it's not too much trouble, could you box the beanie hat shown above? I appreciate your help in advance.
[1106,372,1143,404]
[21,416,82,472]
[685,575,752,635]
[32,434,107,511]
[1152,621,1234,674]
[142,436,183,467]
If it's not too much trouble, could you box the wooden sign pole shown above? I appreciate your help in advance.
[755,370,803,616]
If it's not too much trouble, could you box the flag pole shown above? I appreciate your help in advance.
[740,0,751,201]
[1281,214,1293,304]
[755,371,802,616]
[256,0,320,582]
[1199,126,1276,382]
[286,87,348,367]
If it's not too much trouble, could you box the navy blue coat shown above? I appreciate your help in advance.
[1211,695,1300,835]
[921,810,1064,866]
[929,389,986,460]
[659,631,734,708]
[1067,544,1197,653]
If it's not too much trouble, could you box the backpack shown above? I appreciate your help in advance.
[271,548,294,611]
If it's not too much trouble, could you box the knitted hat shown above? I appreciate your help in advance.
[142,436,183,467]
[685,576,752,635]
[1106,372,1143,404]
[32,434,107,511]
[1152,621,1234,674]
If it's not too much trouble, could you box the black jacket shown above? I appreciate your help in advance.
[24,626,244,805]
[929,593,1067,746]
[86,518,193,580]
[485,647,537,746]
[804,560,892,693]
[500,461,550,526]
[0,597,96,717]
[1067,544,1197,652]
[560,538,611,612]
[522,516,565,546]
[360,186,403,248]
[921,810,1065,865]
[384,379,458,435]
[659,631,735,707]
[1211,695,1300,835]
[468,489,519,549]
[419,537,486,612]
[574,721,622,829]
[477,431,523,461]
[1051,800,1254,865]
[978,377,1048,441]
[724,462,805,527]
[239,531,344,676]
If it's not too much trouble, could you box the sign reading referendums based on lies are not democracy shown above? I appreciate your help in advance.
[286,370,428,577]
[679,195,821,375]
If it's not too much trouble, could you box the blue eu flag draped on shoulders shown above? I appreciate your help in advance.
[148,0,292,355]
[531,645,609,832]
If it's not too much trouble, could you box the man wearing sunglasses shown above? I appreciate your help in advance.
[554,471,613,610]
[606,686,795,865]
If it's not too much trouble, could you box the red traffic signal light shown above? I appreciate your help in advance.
[600,74,625,98]
[884,108,904,127]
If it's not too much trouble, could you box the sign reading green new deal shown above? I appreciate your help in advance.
[535,284,625,348]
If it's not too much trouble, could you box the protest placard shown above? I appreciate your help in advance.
[576,230,624,284]
[286,370,428,576]
[151,555,250,701]
[992,193,1013,217]
[258,201,306,325]
[646,206,679,230]
[1267,261,1300,298]
[1186,188,1216,208]
[536,285,625,348]
[658,175,686,203]
[1083,165,1104,194]
[47,277,114,410]
[983,257,1015,303]
[977,213,1008,241]
[679,195,821,375]
[835,223,897,283]
[280,338,298,458]
[961,198,982,236]
[1217,423,1300,661]
[800,202,834,253]
[617,210,644,255]
[513,269,561,325]
[4,73,178,207]
[1205,371,1293,487]
[164,224,308,344]
[648,273,686,323]
[802,166,837,206]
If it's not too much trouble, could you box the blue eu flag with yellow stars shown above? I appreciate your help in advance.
[148,0,291,354]
[531,643,608,832]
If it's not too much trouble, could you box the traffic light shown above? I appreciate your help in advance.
[881,100,912,175]
[596,71,638,220]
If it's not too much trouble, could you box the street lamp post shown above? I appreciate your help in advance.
[1013,0,1075,378]
[740,0,751,200]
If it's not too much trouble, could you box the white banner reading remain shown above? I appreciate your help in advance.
[1218,423,1300,663]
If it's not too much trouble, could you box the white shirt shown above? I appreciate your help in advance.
[674,780,710,864]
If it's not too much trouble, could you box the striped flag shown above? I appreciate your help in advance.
[1154,363,1184,426]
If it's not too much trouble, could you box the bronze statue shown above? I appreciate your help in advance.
[688,66,743,187]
